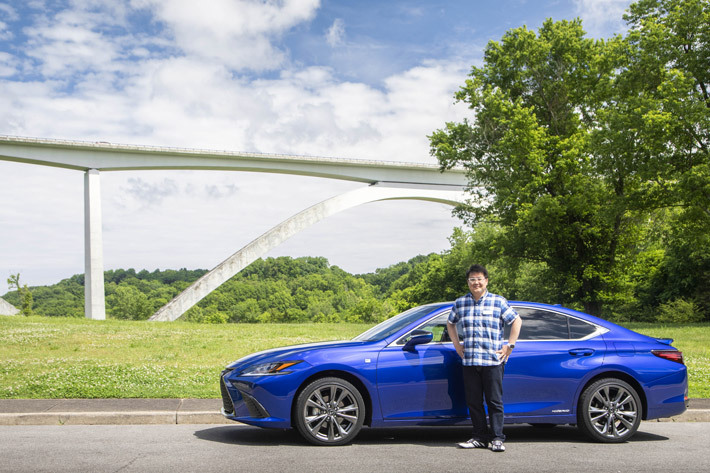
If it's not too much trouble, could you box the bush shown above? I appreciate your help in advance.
[109,286,153,320]
[656,299,703,323]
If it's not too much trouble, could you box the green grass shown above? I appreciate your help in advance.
[0,316,368,399]
[0,316,707,399]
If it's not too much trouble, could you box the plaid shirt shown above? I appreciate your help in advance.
[448,291,519,366]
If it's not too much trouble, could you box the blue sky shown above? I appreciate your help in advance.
[0,0,633,289]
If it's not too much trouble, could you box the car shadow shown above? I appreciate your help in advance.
[194,423,668,447]
[194,425,303,446]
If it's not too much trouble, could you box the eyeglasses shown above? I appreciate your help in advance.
[467,277,486,282]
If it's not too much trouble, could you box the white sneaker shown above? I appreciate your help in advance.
[457,438,488,449]
[490,440,506,452]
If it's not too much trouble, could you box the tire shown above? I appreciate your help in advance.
[577,378,641,443]
[294,377,365,446]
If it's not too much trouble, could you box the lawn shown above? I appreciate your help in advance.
[0,316,707,399]
[0,316,368,399]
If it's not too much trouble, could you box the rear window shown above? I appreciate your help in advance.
[505,307,599,340]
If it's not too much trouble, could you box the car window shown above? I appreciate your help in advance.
[396,312,462,345]
[353,303,450,342]
[505,307,599,340]
[517,308,570,340]
[568,316,598,338]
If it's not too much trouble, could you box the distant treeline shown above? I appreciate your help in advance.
[2,256,432,323]
[3,225,708,324]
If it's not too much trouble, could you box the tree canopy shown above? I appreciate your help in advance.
[430,0,709,318]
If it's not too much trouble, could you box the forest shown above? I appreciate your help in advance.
[3,0,708,324]
[2,231,707,324]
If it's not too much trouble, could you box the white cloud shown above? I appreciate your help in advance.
[20,3,135,78]
[132,0,321,71]
[0,2,18,20]
[244,61,469,161]
[0,3,18,41]
[325,18,345,47]
[0,51,18,76]
[1,51,468,159]
[0,21,10,41]
[574,0,633,38]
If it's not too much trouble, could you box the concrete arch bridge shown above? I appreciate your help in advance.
[0,136,467,321]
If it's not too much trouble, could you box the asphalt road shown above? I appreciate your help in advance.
[1,422,709,473]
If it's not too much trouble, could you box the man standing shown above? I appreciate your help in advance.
[447,264,522,452]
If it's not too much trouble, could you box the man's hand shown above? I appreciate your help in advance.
[454,342,464,359]
[496,344,513,362]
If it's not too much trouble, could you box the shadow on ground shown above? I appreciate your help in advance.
[194,423,668,447]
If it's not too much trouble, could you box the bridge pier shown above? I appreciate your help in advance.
[84,169,106,320]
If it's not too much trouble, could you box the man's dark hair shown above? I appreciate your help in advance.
[466,264,488,279]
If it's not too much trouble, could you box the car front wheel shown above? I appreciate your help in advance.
[294,377,365,446]
[578,378,641,443]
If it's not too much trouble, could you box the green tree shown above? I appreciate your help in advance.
[430,2,710,318]
[619,0,710,318]
[7,273,33,316]
[430,19,631,315]
[109,286,153,320]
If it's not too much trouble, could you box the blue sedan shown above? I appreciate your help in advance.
[220,302,688,445]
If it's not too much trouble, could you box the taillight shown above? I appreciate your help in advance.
[652,349,684,364]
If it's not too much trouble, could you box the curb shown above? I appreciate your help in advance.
[0,398,230,426]
[654,409,710,423]
[0,411,228,426]
[0,399,707,426]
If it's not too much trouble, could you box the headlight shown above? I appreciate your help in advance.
[240,360,303,376]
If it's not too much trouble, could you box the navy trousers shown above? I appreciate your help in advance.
[462,363,506,442]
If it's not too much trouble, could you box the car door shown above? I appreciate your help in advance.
[376,312,468,420]
[503,306,607,419]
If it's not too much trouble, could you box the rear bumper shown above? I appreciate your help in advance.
[644,369,688,420]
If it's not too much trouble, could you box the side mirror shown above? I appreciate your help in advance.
[403,330,433,351]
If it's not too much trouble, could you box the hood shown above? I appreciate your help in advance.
[225,339,370,370]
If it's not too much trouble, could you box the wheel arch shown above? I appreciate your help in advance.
[291,370,374,427]
[576,370,648,420]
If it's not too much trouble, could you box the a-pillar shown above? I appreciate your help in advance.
[84,169,106,320]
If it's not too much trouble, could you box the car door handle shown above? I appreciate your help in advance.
[569,349,594,356]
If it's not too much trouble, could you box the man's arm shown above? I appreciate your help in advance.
[508,315,522,345]
[447,322,464,359]
[497,315,522,362]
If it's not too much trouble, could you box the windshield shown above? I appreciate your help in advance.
[352,303,451,342]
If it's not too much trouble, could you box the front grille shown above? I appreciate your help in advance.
[220,370,234,415]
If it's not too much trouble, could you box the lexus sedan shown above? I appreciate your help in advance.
[220,302,688,446]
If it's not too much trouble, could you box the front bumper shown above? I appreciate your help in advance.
[219,368,294,429]
[220,370,269,417]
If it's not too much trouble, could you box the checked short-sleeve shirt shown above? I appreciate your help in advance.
[448,291,519,367]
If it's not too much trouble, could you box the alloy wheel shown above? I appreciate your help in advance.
[295,377,364,446]
[579,378,641,442]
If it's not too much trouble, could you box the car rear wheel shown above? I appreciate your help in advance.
[294,377,365,446]
[578,378,641,443]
